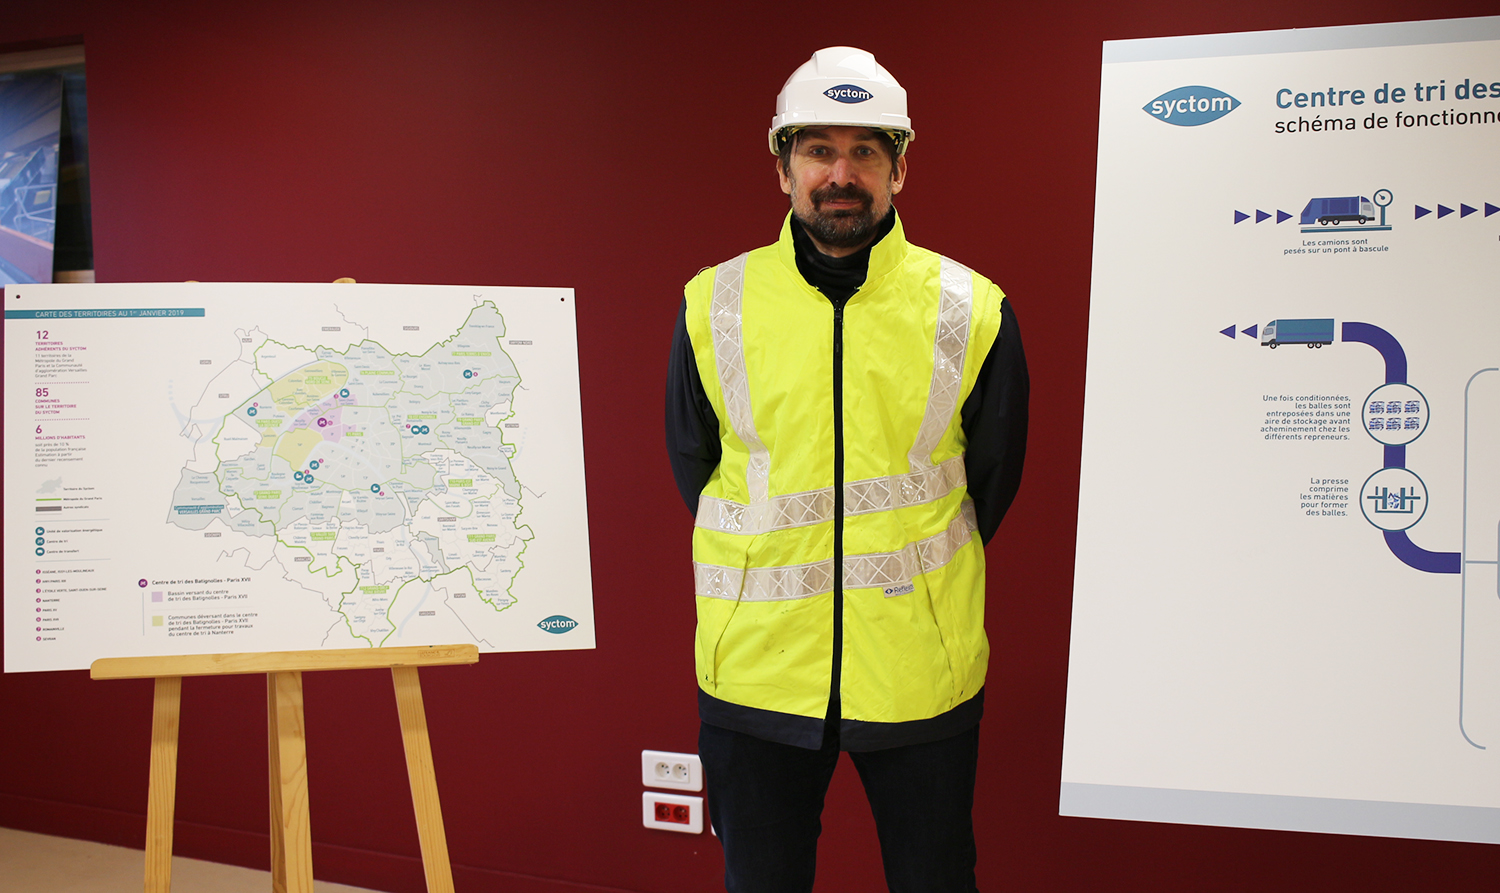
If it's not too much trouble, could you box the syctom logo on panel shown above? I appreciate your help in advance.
[1143,85,1241,125]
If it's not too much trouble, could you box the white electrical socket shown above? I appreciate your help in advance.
[642,791,703,834]
[641,749,703,791]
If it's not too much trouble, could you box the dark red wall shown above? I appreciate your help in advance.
[2,1,1497,891]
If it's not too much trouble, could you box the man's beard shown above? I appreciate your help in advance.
[793,182,890,250]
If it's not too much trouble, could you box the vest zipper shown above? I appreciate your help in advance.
[830,298,845,727]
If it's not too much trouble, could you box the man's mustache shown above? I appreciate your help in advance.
[812,184,874,207]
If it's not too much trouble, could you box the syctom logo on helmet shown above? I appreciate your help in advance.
[770,48,912,155]
[823,84,874,104]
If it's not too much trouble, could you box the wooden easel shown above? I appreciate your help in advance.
[91,644,479,893]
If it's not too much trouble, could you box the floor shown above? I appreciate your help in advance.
[0,826,381,892]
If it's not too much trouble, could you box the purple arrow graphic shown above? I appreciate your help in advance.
[1341,322,1462,575]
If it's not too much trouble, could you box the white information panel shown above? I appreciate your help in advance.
[5,283,594,672]
[1063,17,1500,843]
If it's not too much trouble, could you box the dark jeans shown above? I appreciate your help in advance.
[699,720,980,893]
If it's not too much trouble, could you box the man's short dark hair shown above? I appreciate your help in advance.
[777,128,901,176]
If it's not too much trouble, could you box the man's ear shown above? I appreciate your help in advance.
[889,154,908,195]
[777,157,793,196]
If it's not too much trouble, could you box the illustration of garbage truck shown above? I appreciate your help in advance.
[1261,318,1335,348]
[1300,196,1375,225]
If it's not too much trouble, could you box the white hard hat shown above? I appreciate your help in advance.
[769,47,913,156]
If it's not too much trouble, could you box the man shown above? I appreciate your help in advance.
[665,47,1028,893]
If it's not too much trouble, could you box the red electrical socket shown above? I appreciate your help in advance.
[643,792,703,833]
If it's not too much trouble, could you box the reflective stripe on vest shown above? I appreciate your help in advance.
[909,258,975,471]
[708,253,770,504]
[695,455,966,534]
[695,502,978,602]
[694,255,974,537]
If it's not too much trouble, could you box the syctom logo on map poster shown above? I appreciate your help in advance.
[538,614,579,634]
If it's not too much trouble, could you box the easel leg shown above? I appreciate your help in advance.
[145,676,182,893]
[267,674,286,893]
[392,666,457,893]
[269,670,314,893]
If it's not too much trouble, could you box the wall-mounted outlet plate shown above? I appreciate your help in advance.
[642,791,703,833]
[641,749,703,791]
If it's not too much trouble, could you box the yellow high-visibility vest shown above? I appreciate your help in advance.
[684,212,1005,729]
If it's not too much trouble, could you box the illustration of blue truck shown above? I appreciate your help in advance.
[1300,196,1375,225]
[1261,318,1334,348]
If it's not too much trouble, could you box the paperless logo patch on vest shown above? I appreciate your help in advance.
[538,614,579,634]
[1143,86,1240,125]
[824,84,874,103]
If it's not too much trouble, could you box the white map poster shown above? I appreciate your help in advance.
[5,283,594,673]
[1062,18,1499,843]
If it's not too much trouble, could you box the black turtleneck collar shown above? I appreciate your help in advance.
[789,210,897,306]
